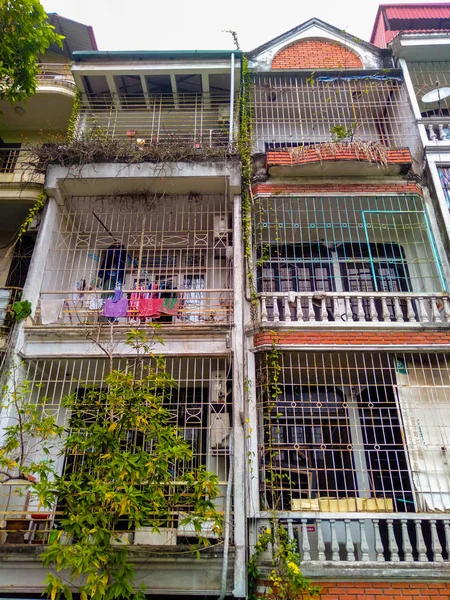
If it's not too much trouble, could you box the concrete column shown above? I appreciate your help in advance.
[232,193,246,598]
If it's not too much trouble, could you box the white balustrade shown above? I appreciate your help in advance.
[258,292,450,326]
[253,514,450,564]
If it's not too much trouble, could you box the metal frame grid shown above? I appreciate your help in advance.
[79,93,233,145]
[256,351,450,514]
[253,194,445,296]
[251,74,417,154]
[0,356,232,536]
[38,194,233,327]
[408,61,450,115]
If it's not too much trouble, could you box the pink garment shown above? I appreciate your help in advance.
[129,286,149,313]
[138,298,163,317]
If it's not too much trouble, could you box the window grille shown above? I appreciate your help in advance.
[438,166,450,208]
[251,74,417,155]
[408,62,450,116]
[37,195,233,326]
[256,351,450,513]
[21,356,232,511]
[253,195,446,322]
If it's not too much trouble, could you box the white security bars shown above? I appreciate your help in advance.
[408,62,450,141]
[36,195,232,327]
[253,195,447,324]
[252,74,418,157]
[0,356,232,544]
[256,351,450,513]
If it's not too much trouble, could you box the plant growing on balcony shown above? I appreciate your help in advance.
[248,523,320,600]
[0,373,62,484]
[33,330,222,600]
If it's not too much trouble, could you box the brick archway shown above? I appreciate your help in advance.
[271,38,363,69]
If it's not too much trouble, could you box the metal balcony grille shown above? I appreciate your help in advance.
[256,351,450,513]
[408,61,450,115]
[0,356,231,544]
[79,93,234,146]
[253,194,446,323]
[37,194,232,327]
[16,356,230,498]
[251,74,418,156]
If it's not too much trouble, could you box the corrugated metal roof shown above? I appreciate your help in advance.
[385,5,450,19]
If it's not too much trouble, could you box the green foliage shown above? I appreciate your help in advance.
[0,0,64,104]
[67,90,82,139]
[0,374,62,483]
[330,123,355,142]
[10,299,32,322]
[239,55,257,313]
[34,333,222,600]
[16,190,47,244]
[248,523,320,600]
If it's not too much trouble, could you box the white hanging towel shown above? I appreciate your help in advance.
[40,299,64,324]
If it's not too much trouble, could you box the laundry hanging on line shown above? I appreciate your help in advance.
[102,297,129,318]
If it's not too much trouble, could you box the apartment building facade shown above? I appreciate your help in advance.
[1,6,450,600]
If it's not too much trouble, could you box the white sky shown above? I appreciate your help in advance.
[41,0,450,52]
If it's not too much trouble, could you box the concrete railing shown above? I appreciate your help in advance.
[258,292,450,326]
[254,514,450,563]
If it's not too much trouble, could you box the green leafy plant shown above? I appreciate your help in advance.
[330,123,355,142]
[0,373,62,484]
[67,90,82,139]
[32,331,222,600]
[10,299,32,322]
[16,190,47,244]
[0,0,64,104]
[248,522,320,600]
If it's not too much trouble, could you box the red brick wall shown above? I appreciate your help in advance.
[317,580,450,599]
[271,39,363,70]
[252,183,423,197]
[254,330,450,348]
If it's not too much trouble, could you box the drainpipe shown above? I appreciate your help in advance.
[218,433,233,600]
[229,53,235,143]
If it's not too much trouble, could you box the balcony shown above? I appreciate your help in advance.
[27,194,233,344]
[252,72,418,176]
[257,291,450,327]
[36,63,75,92]
[34,288,232,329]
[253,514,450,565]
[77,93,235,148]
[255,351,450,514]
[0,287,22,340]
[253,194,447,331]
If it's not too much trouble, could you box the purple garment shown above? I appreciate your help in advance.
[102,298,128,318]
[112,288,123,302]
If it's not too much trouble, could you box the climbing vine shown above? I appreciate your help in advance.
[16,190,47,244]
[239,55,257,314]
[248,522,320,600]
[67,89,82,139]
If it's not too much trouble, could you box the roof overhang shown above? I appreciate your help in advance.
[390,31,450,60]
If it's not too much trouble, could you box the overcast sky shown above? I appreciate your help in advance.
[41,0,450,52]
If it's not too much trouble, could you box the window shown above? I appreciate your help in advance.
[0,139,21,173]
[438,166,450,208]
